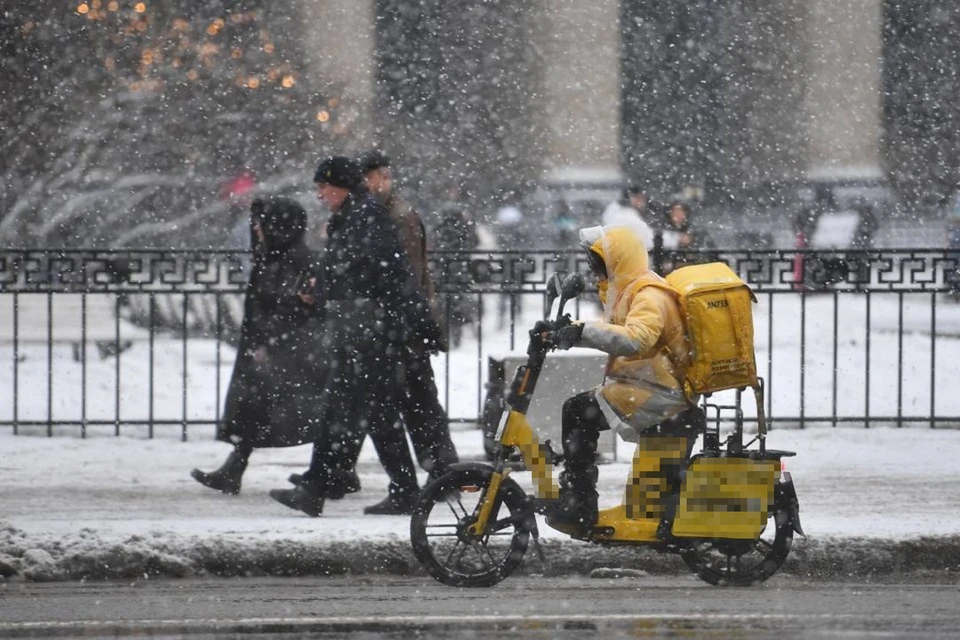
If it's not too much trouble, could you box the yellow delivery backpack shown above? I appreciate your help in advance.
[665,262,758,396]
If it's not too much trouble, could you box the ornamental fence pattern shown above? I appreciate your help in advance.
[2,248,959,437]
[2,247,960,293]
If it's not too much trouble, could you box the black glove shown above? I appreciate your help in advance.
[423,324,448,354]
[553,322,584,350]
[531,319,556,338]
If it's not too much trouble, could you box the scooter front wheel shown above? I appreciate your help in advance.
[410,467,530,588]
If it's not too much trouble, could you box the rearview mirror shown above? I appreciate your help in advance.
[555,272,585,318]
[544,272,563,318]
[561,272,586,299]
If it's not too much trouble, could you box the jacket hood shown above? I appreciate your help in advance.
[579,224,660,320]
[252,197,307,253]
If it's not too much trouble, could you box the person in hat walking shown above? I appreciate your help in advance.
[269,156,442,517]
[350,149,459,495]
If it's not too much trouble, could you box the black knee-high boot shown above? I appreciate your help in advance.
[551,393,604,527]
[190,441,252,495]
[556,431,600,526]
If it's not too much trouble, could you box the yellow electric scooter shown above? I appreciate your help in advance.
[410,272,803,588]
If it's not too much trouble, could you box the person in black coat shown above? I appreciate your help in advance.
[311,150,459,505]
[269,156,442,517]
[191,197,321,494]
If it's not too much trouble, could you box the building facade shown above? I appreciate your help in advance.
[299,0,960,212]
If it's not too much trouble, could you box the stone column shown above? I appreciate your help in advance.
[538,0,622,186]
[803,0,884,179]
[722,0,809,186]
[298,0,376,149]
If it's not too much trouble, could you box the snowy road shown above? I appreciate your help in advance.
[2,575,959,639]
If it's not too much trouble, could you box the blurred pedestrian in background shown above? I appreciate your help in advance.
[660,200,716,272]
[492,201,530,330]
[433,184,480,346]
[601,182,656,249]
[220,168,258,250]
[791,203,846,292]
[553,199,578,247]
[191,196,321,495]
[270,156,442,518]
[849,198,879,251]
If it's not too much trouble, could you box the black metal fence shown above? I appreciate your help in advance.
[2,248,959,437]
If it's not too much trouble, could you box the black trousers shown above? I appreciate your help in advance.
[560,391,609,498]
[399,347,459,476]
[308,346,419,498]
[335,346,459,483]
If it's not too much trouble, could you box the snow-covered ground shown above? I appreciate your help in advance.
[1,424,959,564]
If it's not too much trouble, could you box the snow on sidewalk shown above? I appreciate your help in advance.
[2,425,959,544]
[2,424,960,580]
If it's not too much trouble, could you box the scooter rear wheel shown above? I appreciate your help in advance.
[680,500,793,587]
[410,467,530,588]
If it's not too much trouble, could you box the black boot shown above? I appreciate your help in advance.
[190,448,249,495]
[364,425,420,515]
[288,468,361,499]
[269,482,325,517]
[548,395,602,530]
[548,466,599,529]
[290,428,365,499]
[364,488,419,515]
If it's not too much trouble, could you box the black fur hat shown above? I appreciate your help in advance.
[313,156,362,189]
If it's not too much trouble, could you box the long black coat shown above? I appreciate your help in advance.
[217,199,323,448]
[304,189,441,482]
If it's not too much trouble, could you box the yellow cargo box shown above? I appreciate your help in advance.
[672,457,778,539]
[665,262,759,396]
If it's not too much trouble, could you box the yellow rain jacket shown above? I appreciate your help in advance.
[577,225,693,440]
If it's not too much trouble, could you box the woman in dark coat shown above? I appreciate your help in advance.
[191,197,322,494]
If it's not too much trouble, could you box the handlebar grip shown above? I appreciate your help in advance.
[553,313,573,329]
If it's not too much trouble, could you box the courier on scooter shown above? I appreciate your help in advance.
[540,223,695,531]
[410,224,802,588]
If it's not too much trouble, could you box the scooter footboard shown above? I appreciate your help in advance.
[671,457,779,539]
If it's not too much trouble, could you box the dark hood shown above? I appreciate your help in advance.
[251,197,307,254]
